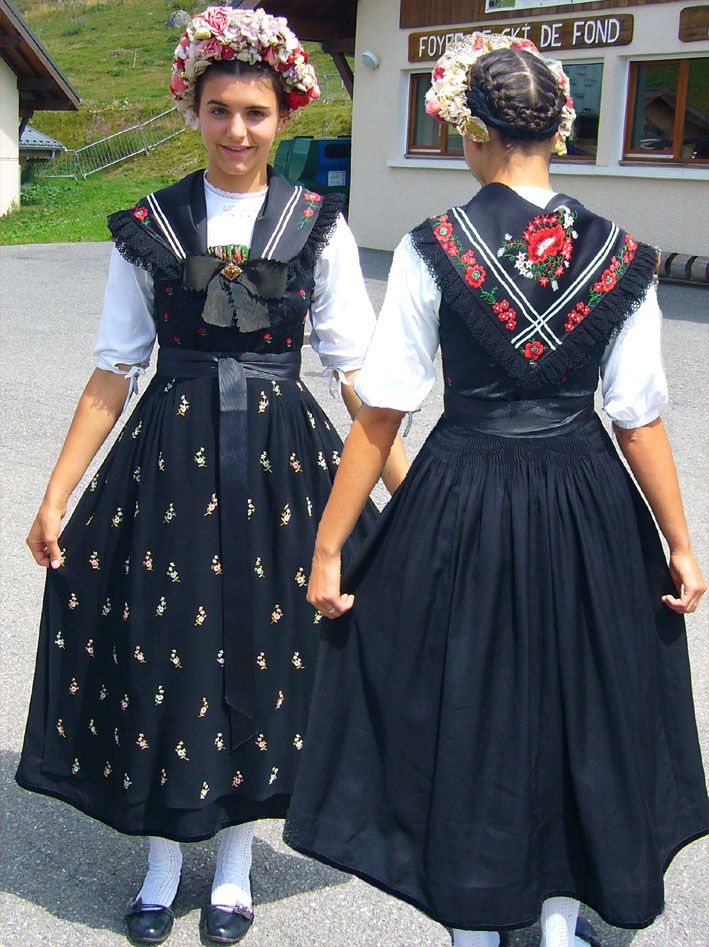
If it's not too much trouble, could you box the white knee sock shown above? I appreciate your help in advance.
[540,897,580,947]
[137,836,182,908]
[211,822,255,910]
[451,931,500,947]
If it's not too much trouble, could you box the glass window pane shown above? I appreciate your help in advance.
[562,62,603,158]
[446,127,464,156]
[683,58,709,161]
[629,62,679,153]
[410,75,441,150]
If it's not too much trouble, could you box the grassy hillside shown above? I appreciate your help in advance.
[0,0,352,244]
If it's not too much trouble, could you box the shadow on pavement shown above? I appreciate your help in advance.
[0,749,349,936]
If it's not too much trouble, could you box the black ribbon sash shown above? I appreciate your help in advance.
[156,348,302,751]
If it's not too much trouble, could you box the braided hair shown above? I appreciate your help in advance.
[467,48,565,146]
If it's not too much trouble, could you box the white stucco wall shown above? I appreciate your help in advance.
[0,57,20,216]
[349,0,709,254]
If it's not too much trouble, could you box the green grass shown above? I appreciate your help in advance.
[1,0,353,245]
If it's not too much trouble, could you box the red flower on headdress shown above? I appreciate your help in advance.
[526,224,566,264]
[169,74,189,96]
[286,91,311,110]
[524,340,544,361]
[221,45,236,61]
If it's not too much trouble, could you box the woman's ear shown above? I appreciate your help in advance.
[277,110,289,134]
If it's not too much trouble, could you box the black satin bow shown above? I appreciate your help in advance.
[183,255,289,332]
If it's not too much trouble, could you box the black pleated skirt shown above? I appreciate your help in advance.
[16,370,376,841]
[284,413,708,931]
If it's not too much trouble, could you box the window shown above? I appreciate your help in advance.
[407,73,464,157]
[625,58,709,162]
[554,62,603,161]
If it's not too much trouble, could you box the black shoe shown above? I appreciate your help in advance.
[576,917,605,946]
[125,898,176,945]
[200,904,254,944]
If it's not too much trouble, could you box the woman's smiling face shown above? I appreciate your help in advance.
[196,71,287,192]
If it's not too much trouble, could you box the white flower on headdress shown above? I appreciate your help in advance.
[170,5,321,130]
[425,32,576,156]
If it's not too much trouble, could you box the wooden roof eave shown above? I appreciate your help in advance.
[0,0,80,113]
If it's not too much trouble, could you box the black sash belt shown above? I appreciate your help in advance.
[156,348,302,751]
[444,391,595,437]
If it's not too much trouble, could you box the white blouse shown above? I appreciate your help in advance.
[356,192,667,430]
[94,175,376,393]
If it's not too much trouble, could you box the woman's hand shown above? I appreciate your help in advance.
[663,549,707,614]
[307,547,354,619]
[27,501,67,569]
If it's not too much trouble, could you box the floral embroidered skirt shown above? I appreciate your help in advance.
[284,414,709,931]
[16,371,375,841]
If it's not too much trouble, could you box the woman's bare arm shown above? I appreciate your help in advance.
[341,371,409,494]
[614,418,706,613]
[308,404,404,617]
[26,368,130,568]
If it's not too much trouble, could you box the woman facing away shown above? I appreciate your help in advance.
[284,34,709,947]
[16,7,406,945]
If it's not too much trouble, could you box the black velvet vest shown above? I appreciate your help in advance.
[411,183,658,402]
[107,168,344,355]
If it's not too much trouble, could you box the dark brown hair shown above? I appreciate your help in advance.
[194,59,288,112]
[468,48,565,146]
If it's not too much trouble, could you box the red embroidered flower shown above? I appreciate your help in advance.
[524,340,544,361]
[286,337,293,347]
[299,289,306,298]
[526,224,566,263]
[594,268,617,293]
[303,192,322,203]
[576,301,590,316]
[460,250,476,265]
[163,312,169,321]
[172,335,181,345]
[609,256,621,272]
[625,234,638,252]
[539,276,549,287]
[133,207,149,222]
[561,237,573,261]
[197,326,207,335]
[465,264,486,288]
[443,241,459,257]
[263,333,272,344]
[303,207,314,219]
[505,318,517,331]
[492,299,509,315]
[434,222,452,241]
[165,286,173,295]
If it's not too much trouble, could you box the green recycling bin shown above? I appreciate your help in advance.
[274,136,351,210]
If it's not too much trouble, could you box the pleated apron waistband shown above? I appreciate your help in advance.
[443,391,595,437]
[156,348,302,751]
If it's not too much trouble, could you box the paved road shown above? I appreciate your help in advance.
[1,242,707,947]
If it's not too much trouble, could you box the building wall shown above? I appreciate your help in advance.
[0,57,20,216]
[349,0,709,254]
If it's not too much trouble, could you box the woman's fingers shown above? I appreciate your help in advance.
[662,586,705,614]
[26,510,63,569]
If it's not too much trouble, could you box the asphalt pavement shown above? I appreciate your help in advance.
[0,242,707,946]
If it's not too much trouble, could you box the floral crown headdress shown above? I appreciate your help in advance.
[425,33,575,156]
[170,5,320,130]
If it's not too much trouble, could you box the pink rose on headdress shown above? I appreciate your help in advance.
[179,34,190,51]
[201,38,224,59]
[433,66,445,81]
[203,7,231,35]
[425,95,442,119]
[170,73,189,96]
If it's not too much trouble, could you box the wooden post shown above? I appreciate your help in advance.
[324,48,354,99]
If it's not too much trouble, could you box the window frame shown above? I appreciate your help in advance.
[623,57,709,164]
[406,72,464,158]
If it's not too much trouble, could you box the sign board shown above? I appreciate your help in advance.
[409,14,634,62]
[679,6,709,42]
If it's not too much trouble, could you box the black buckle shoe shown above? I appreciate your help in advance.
[125,897,176,945]
[200,904,254,944]
[576,917,604,946]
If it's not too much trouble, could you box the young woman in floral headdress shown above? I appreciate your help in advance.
[284,33,709,947]
[16,6,406,944]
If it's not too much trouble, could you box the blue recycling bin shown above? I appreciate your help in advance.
[274,136,351,210]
